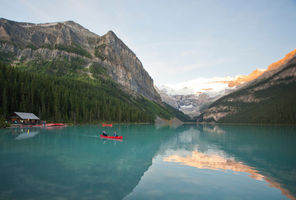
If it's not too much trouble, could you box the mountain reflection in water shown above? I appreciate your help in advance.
[126,125,296,200]
[164,151,264,180]
[0,125,295,200]
[164,150,294,200]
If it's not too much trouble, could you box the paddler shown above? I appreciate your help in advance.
[102,131,108,136]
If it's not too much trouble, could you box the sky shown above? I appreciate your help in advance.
[1,0,296,85]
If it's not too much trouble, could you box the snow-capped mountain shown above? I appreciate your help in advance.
[157,68,266,118]
[157,77,235,117]
[160,77,235,96]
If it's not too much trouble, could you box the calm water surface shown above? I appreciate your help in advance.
[0,124,295,200]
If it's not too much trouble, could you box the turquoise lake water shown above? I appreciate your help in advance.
[0,124,295,200]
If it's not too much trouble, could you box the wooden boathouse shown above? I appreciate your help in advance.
[10,112,40,125]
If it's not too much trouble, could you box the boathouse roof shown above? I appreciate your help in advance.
[14,112,40,120]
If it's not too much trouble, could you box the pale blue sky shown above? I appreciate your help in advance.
[1,0,296,85]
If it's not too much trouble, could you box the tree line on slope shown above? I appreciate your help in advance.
[218,80,296,124]
[0,62,177,124]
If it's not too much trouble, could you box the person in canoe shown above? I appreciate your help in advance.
[113,131,118,137]
[102,131,108,136]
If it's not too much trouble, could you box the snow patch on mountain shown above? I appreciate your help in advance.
[157,77,239,118]
[160,76,236,97]
[158,66,274,118]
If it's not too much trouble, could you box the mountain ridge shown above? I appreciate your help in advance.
[198,48,296,124]
[158,49,296,121]
[0,18,161,102]
[0,18,193,123]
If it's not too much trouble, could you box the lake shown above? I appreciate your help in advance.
[0,124,295,200]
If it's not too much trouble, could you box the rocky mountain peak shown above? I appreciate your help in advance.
[106,30,117,37]
[226,49,296,89]
[62,20,77,25]
[0,18,161,102]
[198,48,296,123]
[228,68,266,87]
[267,49,296,71]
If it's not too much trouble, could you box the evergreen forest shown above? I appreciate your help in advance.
[0,62,190,124]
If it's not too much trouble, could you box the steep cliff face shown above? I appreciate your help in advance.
[199,49,296,124]
[0,18,160,102]
[98,31,160,101]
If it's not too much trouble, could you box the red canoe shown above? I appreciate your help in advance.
[46,123,66,127]
[102,123,113,127]
[100,135,122,140]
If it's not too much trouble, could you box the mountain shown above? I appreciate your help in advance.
[198,49,296,124]
[0,18,160,102]
[228,68,266,87]
[158,51,295,119]
[157,77,236,117]
[157,87,216,118]
[0,18,191,123]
